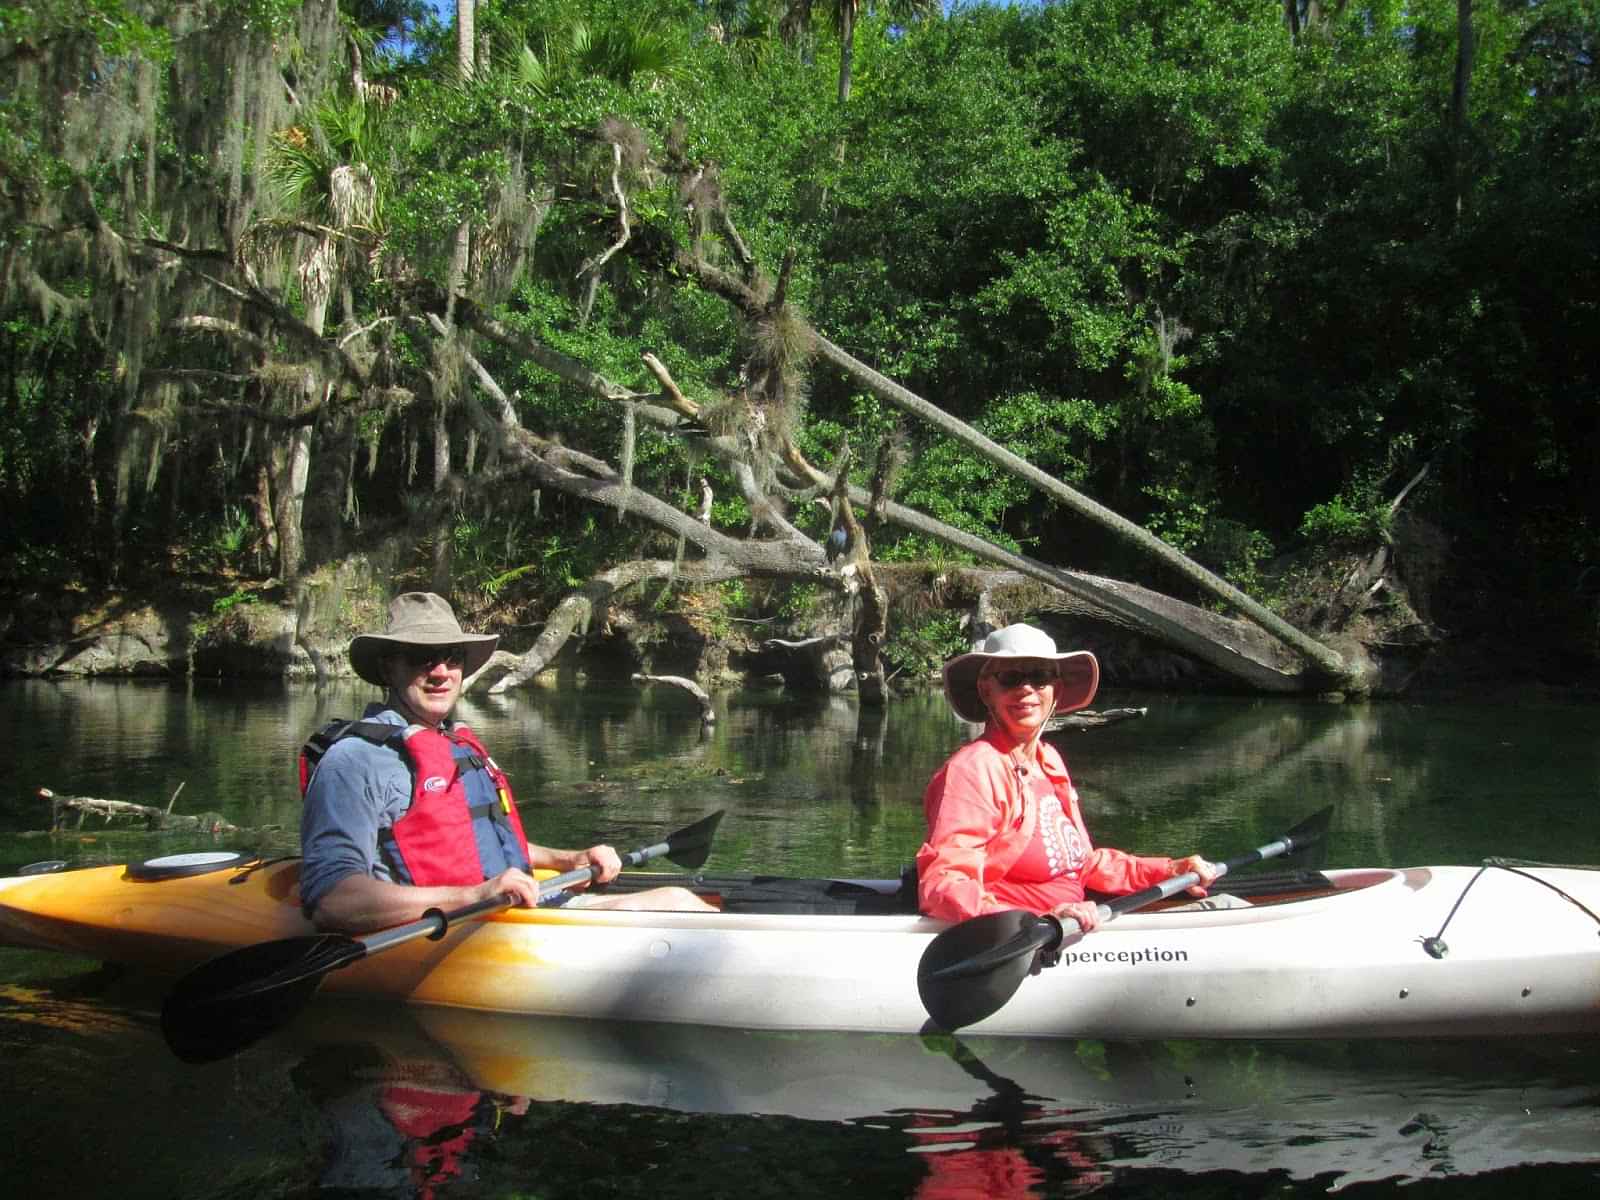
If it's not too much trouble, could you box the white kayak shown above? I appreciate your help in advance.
[1,852,1597,1040]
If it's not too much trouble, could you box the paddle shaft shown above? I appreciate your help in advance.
[1104,829,1311,917]
[357,836,689,956]
[1060,828,1315,941]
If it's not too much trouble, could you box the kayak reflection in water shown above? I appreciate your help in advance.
[907,1034,1112,1200]
[291,1040,527,1198]
[917,624,1222,930]
[910,1116,1111,1200]
[299,592,713,933]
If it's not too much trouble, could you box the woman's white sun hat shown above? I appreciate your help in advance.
[348,592,499,686]
[941,623,1099,723]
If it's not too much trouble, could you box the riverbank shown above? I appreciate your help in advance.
[0,562,782,689]
[2,553,1595,702]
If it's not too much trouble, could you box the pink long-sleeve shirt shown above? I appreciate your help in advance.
[916,727,1177,922]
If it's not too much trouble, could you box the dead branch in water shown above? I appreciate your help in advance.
[632,673,716,723]
[37,787,241,835]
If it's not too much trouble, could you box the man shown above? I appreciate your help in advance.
[300,591,712,932]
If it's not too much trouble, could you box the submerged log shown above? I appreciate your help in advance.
[1044,707,1149,735]
[37,787,240,835]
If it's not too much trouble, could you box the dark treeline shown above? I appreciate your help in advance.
[2,0,1595,678]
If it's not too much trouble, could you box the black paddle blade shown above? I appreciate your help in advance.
[1279,806,1333,870]
[161,934,362,1064]
[661,809,723,872]
[917,910,1062,1032]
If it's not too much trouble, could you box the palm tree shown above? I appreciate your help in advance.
[511,17,687,93]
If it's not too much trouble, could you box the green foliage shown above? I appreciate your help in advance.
[897,439,1027,552]
[774,582,822,621]
[451,507,616,602]
[1298,495,1390,550]
[211,506,254,563]
[719,578,750,613]
[876,535,970,568]
[0,0,174,61]
[1202,520,1275,597]
[500,9,691,91]
[1143,484,1211,557]
[883,610,967,680]
[267,97,391,224]
[2,0,1596,657]
[211,586,259,615]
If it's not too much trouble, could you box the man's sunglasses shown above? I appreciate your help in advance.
[402,645,466,671]
[988,667,1058,690]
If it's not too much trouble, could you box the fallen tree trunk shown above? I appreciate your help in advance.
[811,335,1358,689]
[436,315,1341,696]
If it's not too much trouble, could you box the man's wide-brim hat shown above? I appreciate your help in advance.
[349,592,498,686]
[941,623,1099,724]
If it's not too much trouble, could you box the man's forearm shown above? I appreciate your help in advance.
[526,844,587,874]
[310,871,483,933]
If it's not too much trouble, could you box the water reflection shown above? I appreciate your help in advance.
[276,999,1600,1197]
[5,678,1599,879]
[290,1036,527,1198]
[5,956,1598,1199]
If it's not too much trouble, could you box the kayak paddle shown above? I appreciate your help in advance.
[916,806,1332,1032]
[161,809,724,1063]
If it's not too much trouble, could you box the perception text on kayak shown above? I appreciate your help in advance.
[1059,947,1189,968]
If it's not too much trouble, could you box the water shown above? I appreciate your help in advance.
[2,678,1597,1198]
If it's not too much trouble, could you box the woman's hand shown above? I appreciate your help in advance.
[1049,899,1103,932]
[1173,854,1221,897]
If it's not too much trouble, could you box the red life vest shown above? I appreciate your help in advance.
[300,718,532,886]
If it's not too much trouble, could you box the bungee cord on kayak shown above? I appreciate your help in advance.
[1421,859,1600,959]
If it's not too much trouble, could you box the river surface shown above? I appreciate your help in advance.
[1,678,1597,1199]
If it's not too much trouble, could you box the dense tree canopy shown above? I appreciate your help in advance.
[1,0,1595,683]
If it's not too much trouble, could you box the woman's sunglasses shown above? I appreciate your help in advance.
[988,667,1058,690]
[402,645,466,671]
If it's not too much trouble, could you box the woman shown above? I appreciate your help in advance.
[916,623,1219,928]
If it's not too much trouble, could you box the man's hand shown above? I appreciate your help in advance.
[476,867,543,908]
[572,843,622,887]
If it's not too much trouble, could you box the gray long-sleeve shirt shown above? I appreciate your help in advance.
[298,705,414,914]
